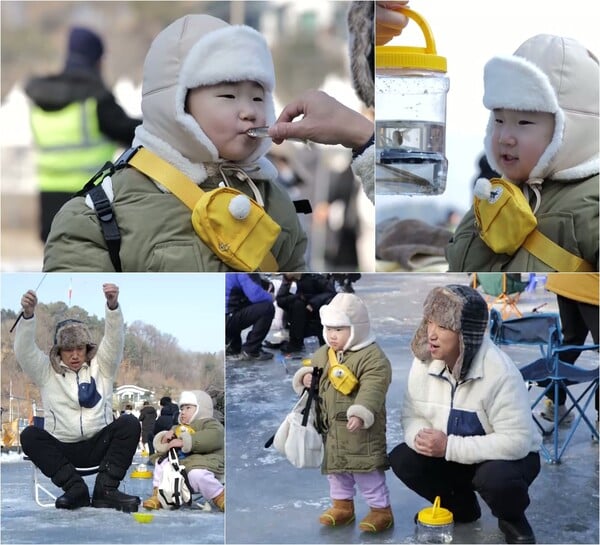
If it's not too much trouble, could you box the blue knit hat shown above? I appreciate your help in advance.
[66,26,104,70]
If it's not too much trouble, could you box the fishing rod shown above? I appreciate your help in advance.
[9,274,48,332]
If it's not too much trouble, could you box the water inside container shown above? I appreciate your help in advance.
[376,120,447,196]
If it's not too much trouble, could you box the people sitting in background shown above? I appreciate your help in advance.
[276,273,337,353]
[226,273,275,361]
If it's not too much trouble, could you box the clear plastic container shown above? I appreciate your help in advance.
[415,496,454,543]
[376,8,449,196]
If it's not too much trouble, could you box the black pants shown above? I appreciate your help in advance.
[389,443,540,521]
[226,301,275,355]
[547,296,599,408]
[20,414,140,483]
[278,298,324,345]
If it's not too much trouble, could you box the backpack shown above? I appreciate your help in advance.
[158,448,193,509]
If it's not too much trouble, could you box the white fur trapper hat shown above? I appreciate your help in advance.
[133,14,277,185]
[319,293,375,352]
[483,34,599,187]
[178,390,214,422]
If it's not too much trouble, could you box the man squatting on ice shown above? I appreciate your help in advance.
[389,285,542,544]
[14,284,141,512]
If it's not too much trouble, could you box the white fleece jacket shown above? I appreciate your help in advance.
[14,306,124,443]
[402,337,541,464]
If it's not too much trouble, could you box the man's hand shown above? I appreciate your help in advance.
[414,427,447,457]
[21,290,38,319]
[376,1,410,46]
[103,283,119,310]
[269,90,373,149]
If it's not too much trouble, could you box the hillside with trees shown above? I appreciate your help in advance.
[1,302,224,422]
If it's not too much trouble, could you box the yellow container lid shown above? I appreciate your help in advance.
[376,8,447,72]
[417,496,454,526]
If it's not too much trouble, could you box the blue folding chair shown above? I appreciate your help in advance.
[489,309,599,463]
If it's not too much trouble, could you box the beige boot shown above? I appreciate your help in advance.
[142,487,162,510]
[319,499,355,526]
[212,489,225,512]
[359,506,394,532]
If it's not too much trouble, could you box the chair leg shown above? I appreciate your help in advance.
[32,465,58,508]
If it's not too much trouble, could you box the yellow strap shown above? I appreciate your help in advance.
[327,347,338,367]
[128,147,279,271]
[129,147,203,209]
[522,229,594,272]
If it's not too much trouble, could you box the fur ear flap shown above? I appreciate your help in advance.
[347,1,374,107]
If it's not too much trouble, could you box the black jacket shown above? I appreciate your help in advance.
[25,67,140,147]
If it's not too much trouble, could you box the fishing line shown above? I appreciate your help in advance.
[9,274,48,332]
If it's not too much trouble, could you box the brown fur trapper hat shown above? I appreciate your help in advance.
[347,1,374,108]
[49,320,97,373]
[411,285,488,380]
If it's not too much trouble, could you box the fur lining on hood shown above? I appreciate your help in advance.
[178,390,214,423]
[347,1,374,108]
[320,293,376,351]
[49,321,97,374]
[133,14,277,186]
[483,34,599,185]
[411,285,488,381]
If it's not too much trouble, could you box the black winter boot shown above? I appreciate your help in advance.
[91,463,140,513]
[498,515,536,544]
[52,464,90,510]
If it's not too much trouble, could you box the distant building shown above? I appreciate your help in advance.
[114,384,153,410]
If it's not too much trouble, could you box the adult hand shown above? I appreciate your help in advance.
[347,415,364,432]
[21,290,38,319]
[376,1,410,46]
[269,90,373,150]
[414,427,447,457]
[103,283,119,310]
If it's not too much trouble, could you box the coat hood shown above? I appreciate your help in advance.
[411,285,488,381]
[133,14,277,185]
[319,293,376,351]
[178,390,214,422]
[483,34,599,190]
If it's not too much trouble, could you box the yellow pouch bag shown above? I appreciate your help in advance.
[128,147,281,272]
[473,178,537,255]
[191,187,281,272]
[327,348,358,396]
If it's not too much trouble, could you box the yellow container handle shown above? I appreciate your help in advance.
[432,495,441,516]
[398,7,438,55]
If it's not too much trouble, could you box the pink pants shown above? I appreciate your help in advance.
[327,469,390,508]
[153,458,223,501]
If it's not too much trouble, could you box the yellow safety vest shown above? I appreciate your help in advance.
[30,98,117,193]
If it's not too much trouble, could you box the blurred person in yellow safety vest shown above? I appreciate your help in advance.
[25,26,140,242]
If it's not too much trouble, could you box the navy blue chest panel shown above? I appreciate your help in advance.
[432,373,486,437]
